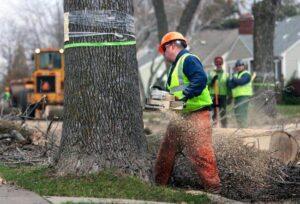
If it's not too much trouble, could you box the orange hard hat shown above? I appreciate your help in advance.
[158,31,187,54]
[214,56,223,66]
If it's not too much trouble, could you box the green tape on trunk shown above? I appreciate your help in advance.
[253,83,275,87]
[64,40,136,49]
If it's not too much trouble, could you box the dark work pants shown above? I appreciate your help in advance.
[212,95,227,128]
[234,96,250,128]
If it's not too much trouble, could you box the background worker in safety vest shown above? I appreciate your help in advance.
[3,86,11,102]
[207,56,229,128]
[154,31,221,193]
[228,59,253,128]
[0,86,11,113]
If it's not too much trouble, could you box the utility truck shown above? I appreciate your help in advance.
[10,48,64,118]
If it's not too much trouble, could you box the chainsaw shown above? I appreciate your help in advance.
[144,89,185,110]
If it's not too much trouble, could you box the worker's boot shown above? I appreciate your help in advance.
[206,184,222,194]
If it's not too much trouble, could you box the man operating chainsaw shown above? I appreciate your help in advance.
[154,31,221,193]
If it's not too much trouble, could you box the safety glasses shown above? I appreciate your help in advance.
[163,43,172,53]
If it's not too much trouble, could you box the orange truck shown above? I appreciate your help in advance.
[10,48,64,118]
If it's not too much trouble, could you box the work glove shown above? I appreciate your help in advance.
[226,96,232,105]
[227,79,236,89]
[175,96,188,102]
[211,75,218,85]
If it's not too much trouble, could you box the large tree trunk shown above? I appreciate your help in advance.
[252,0,281,117]
[55,0,149,179]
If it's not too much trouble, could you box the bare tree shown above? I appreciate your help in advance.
[176,0,202,36]
[252,0,281,117]
[0,20,29,83]
[55,0,149,179]
[0,0,63,87]
[152,0,169,41]
[4,43,31,86]
[14,0,64,48]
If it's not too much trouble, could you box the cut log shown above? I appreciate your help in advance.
[0,120,32,141]
[269,131,299,165]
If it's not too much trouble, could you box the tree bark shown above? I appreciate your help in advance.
[176,0,202,36]
[55,0,150,179]
[252,0,281,117]
[151,0,169,42]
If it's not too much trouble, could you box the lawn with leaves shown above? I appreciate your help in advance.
[0,164,209,204]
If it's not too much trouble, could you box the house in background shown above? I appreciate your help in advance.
[189,28,238,71]
[226,14,300,84]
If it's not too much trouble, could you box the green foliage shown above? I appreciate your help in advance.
[277,104,300,118]
[220,18,240,29]
[277,0,300,20]
[0,164,209,204]
[281,77,300,105]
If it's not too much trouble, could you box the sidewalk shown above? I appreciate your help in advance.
[0,183,243,204]
[0,184,50,204]
[45,196,174,204]
[45,194,243,204]
[1,183,300,204]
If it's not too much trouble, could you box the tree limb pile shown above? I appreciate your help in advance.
[147,131,300,202]
[0,120,56,165]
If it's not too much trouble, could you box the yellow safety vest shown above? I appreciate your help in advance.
[232,70,253,98]
[167,53,212,112]
[208,70,229,96]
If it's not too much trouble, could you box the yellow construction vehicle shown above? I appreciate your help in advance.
[10,48,64,118]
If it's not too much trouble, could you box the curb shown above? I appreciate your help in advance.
[44,196,174,204]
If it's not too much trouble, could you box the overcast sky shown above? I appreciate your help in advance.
[0,0,253,18]
[0,0,62,23]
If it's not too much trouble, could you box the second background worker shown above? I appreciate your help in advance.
[207,56,230,128]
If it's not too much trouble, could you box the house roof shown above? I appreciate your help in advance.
[137,28,239,68]
[237,14,300,57]
[189,29,239,66]
[274,15,300,55]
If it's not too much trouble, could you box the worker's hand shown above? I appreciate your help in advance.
[231,77,239,84]
[227,80,236,89]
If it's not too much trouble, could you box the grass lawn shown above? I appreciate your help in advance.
[0,164,209,204]
[276,104,300,118]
